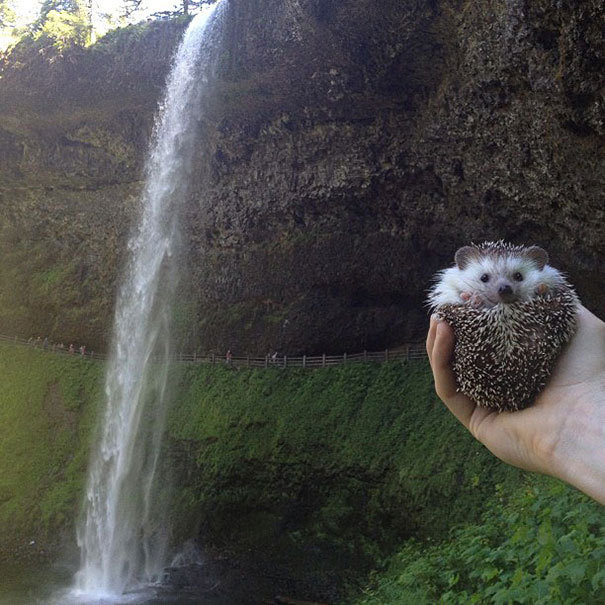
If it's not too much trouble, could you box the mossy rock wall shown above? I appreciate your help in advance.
[0,345,521,565]
[0,344,102,559]
[164,360,527,596]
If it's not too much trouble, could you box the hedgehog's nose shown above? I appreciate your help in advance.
[498,284,515,302]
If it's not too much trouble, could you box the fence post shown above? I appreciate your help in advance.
[283,355,287,368]
[265,354,268,368]
[343,352,347,365]
[322,353,326,368]
[385,349,389,362]
[405,344,410,361]
[303,355,306,369]
[363,350,367,362]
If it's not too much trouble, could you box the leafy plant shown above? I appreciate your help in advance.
[358,481,605,604]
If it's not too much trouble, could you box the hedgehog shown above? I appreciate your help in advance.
[427,241,580,412]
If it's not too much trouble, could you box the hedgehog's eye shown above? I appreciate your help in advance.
[480,273,490,283]
[513,272,523,281]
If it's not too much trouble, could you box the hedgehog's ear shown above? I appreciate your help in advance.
[525,246,549,270]
[454,246,478,270]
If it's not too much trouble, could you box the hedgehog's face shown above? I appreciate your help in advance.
[454,245,554,307]
[460,256,543,305]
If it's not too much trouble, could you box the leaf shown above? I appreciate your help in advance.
[480,567,501,582]
[447,572,460,587]
[591,567,605,590]
[561,560,587,585]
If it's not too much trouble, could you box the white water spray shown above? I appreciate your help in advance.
[74,3,226,597]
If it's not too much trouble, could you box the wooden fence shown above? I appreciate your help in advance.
[0,334,427,368]
[175,345,427,368]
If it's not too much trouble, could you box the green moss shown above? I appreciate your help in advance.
[165,361,525,569]
[0,343,103,553]
[1,348,595,601]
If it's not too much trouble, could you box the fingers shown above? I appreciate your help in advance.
[427,317,476,430]
[429,319,457,399]
[426,315,438,361]
[547,305,605,386]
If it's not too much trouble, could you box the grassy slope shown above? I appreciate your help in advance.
[0,343,102,557]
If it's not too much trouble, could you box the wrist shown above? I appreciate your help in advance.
[547,388,605,505]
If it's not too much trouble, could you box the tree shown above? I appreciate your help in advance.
[38,0,82,25]
[0,1,16,30]
[119,0,143,22]
[151,0,217,20]
[33,0,91,49]
[38,8,89,49]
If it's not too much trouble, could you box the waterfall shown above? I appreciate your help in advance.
[73,2,226,597]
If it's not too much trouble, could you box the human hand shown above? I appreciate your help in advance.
[426,305,605,505]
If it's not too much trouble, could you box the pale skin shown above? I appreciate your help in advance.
[426,305,605,505]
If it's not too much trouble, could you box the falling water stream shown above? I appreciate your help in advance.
[59,3,227,602]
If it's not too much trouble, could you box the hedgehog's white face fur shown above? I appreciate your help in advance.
[428,241,567,309]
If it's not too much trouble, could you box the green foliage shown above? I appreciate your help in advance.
[36,8,90,50]
[1,0,93,51]
[0,1,16,29]
[165,360,524,573]
[39,0,83,22]
[0,343,102,553]
[357,482,605,604]
[1,345,601,605]
[87,18,151,52]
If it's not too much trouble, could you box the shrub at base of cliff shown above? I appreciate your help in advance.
[357,480,605,604]
[0,344,102,561]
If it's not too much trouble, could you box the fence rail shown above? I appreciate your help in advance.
[0,334,106,359]
[0,334,427,368]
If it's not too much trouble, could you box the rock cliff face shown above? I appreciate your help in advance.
[0,0,603,354]
[0,20,184,348]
